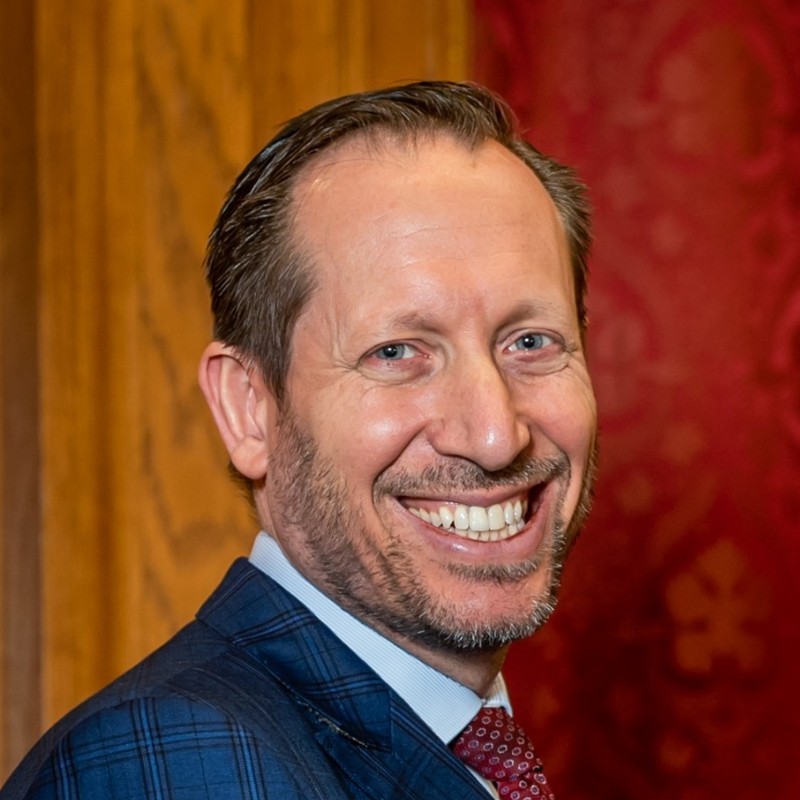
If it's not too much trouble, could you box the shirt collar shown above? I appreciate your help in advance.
[249,531,511,744]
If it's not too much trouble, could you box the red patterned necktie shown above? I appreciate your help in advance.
[452,706,555,799]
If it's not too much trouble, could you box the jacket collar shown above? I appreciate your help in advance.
[197,559,488,799]
[197,558,395,748]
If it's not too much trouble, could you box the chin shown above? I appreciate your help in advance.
[421,596,559,653]
[396,556,564,654]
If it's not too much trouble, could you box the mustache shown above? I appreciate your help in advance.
[374,452,569,497]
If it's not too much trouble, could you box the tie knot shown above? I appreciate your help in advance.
[453,706,555,799]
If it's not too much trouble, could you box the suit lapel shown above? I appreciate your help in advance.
[198,559,488,799]
[198,559,393,745]
[315,699,490,800]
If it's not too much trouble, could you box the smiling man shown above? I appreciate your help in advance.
[3,82,596,800]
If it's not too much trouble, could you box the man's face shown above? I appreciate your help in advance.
[258,134,597,657]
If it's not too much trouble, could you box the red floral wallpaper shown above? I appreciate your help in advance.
[473,1,800,797]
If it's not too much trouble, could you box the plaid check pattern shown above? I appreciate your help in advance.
[2,559,490,800]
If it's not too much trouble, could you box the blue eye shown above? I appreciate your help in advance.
[510,333,553,351]
[375,343,414,360]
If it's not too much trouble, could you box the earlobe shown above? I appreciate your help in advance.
[198,342,273,480]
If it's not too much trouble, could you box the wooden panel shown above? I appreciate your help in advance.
[37,0,132,724]
[1,0,470,777]
[250,0,470,140]
[135,0,257,651]
[36,0,257,726]
[362,0,470,87]
[0,0,40,778]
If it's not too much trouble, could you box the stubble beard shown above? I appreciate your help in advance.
[269,408,597,655]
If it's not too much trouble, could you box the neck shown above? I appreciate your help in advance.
[393,635,509,697]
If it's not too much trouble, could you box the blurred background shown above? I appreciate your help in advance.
[1,1,798,796]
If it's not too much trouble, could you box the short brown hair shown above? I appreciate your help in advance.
[206,81,591,403]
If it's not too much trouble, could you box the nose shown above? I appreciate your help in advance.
[425,356,532,472]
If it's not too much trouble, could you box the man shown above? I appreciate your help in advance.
[3,81,596,799]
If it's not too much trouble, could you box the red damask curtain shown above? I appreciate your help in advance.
[474,2,800,797]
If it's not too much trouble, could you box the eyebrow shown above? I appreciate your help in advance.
[501,299,573,324]
[382,311,441,332]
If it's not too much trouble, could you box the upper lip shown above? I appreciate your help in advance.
[396,483,543,509]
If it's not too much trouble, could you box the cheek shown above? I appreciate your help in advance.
[307,387,432,471]
[363,393,434,457]
[529,377,597,458]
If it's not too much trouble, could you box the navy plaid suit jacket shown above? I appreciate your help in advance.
[2,559,488,799]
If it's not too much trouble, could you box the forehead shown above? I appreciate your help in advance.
[289,133,574,322]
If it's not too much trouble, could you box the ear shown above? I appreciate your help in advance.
[198,342,275,480]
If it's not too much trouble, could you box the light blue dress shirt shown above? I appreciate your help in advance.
[250,531,509,796]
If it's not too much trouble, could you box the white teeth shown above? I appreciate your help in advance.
[407,497,531,542]
[438,506,454,528]
[488,504,505,530]
[469,506,490,532]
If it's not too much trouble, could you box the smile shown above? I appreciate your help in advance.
[405,493,534,542]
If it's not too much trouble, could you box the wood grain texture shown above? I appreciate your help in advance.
[135,0,258,651]
[250,0,470,140]
[35,0,258,726]
[0,0,41,778]
[1,0,469,778]
[37,0,125,725]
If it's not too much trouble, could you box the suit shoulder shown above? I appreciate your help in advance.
[2,693,334,800]
[2,615,327,799]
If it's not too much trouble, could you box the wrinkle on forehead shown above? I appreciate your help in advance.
[377,296,579,336]
[293,139,562,247]
[287,133,575,327]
